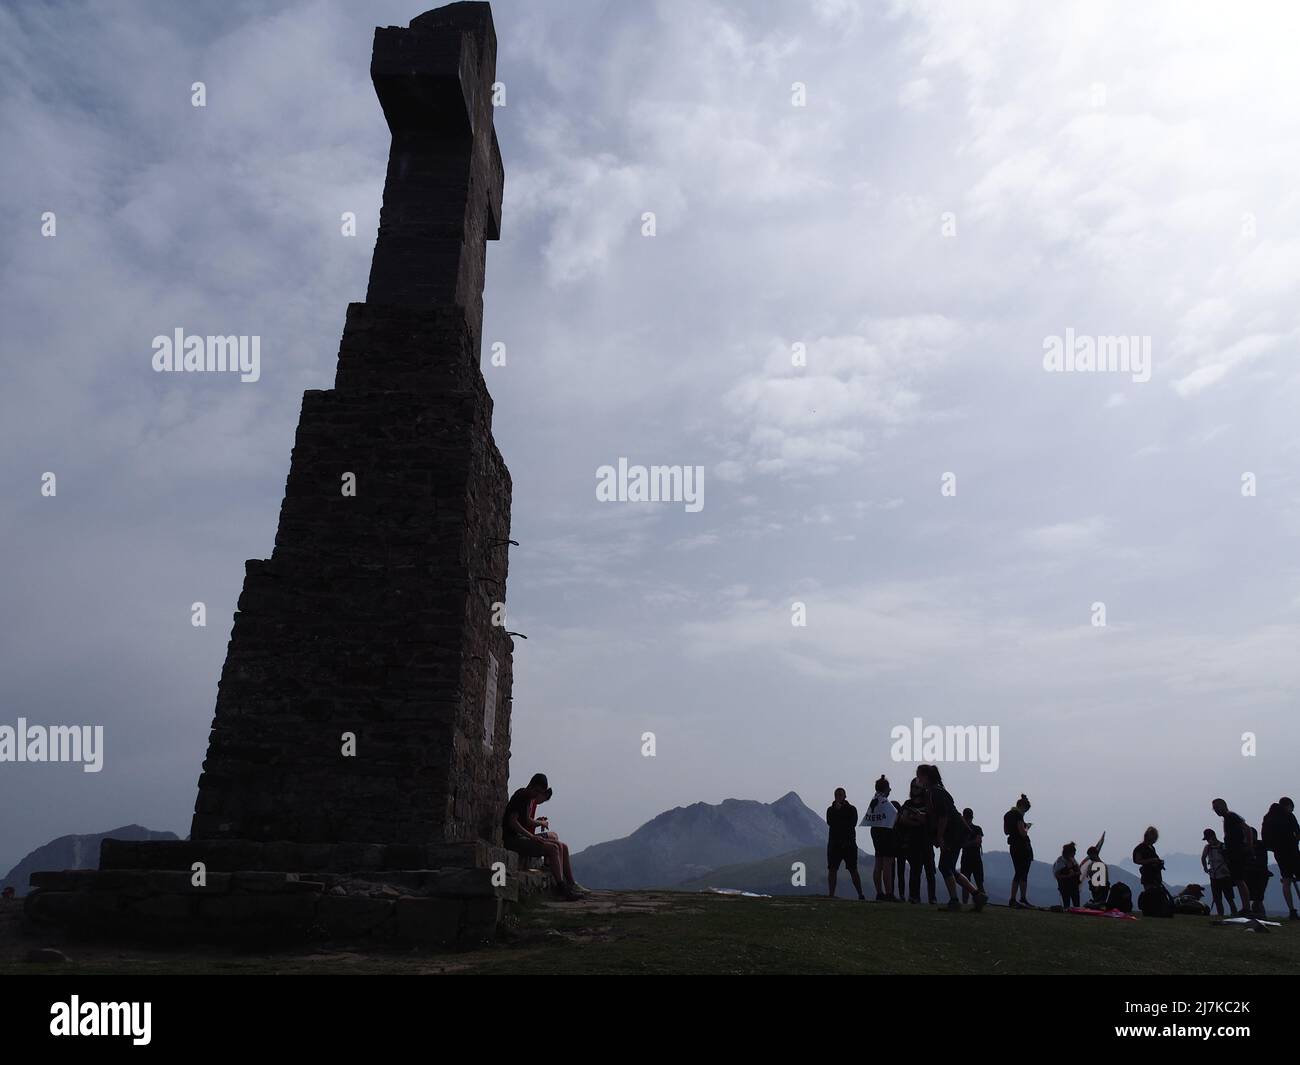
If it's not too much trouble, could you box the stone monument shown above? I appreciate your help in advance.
[26,1,534,947]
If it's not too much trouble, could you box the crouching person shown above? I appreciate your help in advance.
[503,773,585,900]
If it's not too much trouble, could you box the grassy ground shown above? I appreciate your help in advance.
[3,892,1296,975]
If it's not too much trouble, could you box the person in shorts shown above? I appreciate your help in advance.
[1201,828,1237,916]
[826,788,865,899]
[503,773,582,900]
[1212,797,1253,915]
[863,775,899,901]
[1262,797,1300,921]
[917,764,987,912]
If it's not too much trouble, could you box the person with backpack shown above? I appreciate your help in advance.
[862,775,899,902]
[959,807,984,903]
[1004,794,1034,909]
[1201,828,1238,916]
[1212,798,1253,915]
[1261,797,1300,921]
[1133,826,1173,917]
[1053,842,1081,909]
[917,764,987,911]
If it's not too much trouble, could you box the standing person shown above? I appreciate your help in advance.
[900,779,936,904]
[1212,798,1253,915]
[1201,829,1237,916]
[1004,794,1034,909]
[1053,843,1081,909]
[826,788,866,900]
[959,808,984,903]
[1245,825,1272,916]
[1261,797,1300,921]
[862,776,899,901]
[1132,826,1170,916]
[917,765,987,912]
[1079,832,1108,906]
[892,798,908,901]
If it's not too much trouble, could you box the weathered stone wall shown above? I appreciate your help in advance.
[191,300,513,846]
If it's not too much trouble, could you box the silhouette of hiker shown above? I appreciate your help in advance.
[917,764,986,911]
[1005,794,1034,909]
[826,788,865,900]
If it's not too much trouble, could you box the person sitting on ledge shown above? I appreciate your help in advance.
[531,786,589,895]
[503,773,585,900]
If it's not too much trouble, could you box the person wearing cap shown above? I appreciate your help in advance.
[1201,828,1237,916]
[502,773,584,900]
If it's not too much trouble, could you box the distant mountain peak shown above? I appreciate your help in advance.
[572,791,826,890]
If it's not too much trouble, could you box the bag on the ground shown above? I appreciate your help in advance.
[1107,882,1132,913]
[1173,894,1209,916]
[1138,886,1174,918]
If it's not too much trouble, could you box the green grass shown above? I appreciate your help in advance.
[4,893,1296,975]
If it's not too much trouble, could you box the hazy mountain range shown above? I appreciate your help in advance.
[574,793,1293,910]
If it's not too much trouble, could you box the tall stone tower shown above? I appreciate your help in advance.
[28,3,533,948]
[190,1,514,849]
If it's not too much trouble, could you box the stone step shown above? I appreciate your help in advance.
[98,837,516,875]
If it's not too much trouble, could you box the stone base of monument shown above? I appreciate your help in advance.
[24,838,553,948]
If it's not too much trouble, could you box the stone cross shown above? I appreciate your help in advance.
[366,1,504,353]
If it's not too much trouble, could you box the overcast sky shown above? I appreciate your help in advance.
[3,0,1299,877]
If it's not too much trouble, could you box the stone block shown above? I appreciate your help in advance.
[394,897,463,945]
[317,895,394,937]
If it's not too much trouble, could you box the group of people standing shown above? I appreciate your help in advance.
[828,776,1300,921]
[829,767,989,911]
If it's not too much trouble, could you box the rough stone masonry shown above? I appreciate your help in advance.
[190,0,514,849]
[26,2,532,947]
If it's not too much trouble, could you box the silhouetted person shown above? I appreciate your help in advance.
[826,788,865,900]
[863,775,899,901]
[1212,798,1253,914]
[1004,794,1034,908]
[959,807,984,903]
[1261,796,1300,920]
[900,778,936,903]
[1079,832,1108,906]
[917,764,986,911]
[1201,828,1237,916]
[503,773,582,900]
[1245,825,1272,916]
[1053,842,1081,909]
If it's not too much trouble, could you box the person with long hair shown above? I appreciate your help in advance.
[1004,794,1034,909]
[917,764,987,911]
